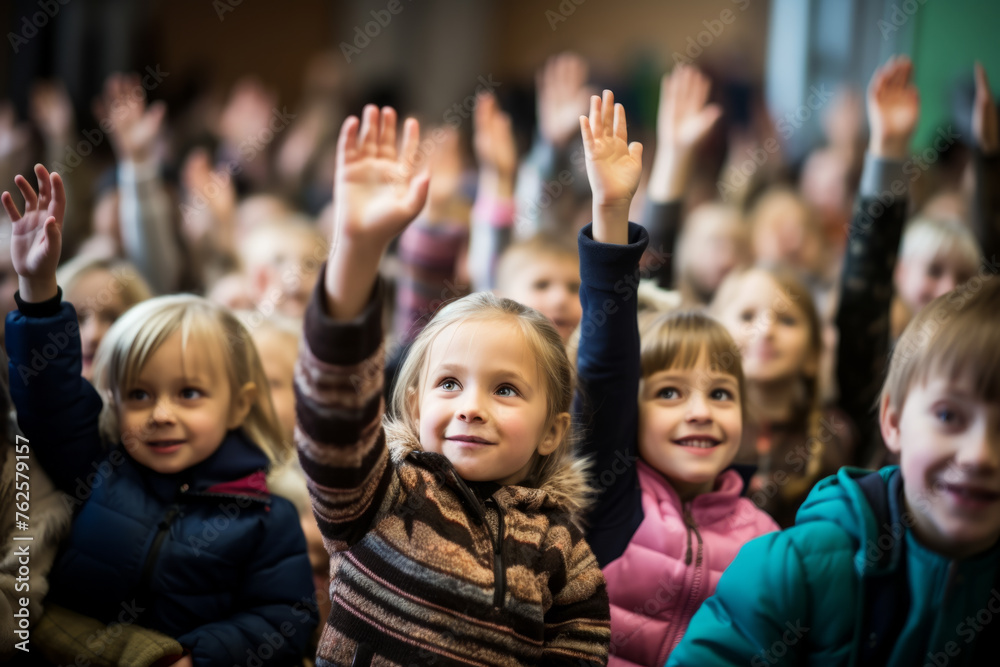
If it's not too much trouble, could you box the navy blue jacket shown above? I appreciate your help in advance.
[6,294,318,667]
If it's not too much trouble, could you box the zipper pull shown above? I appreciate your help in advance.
[683,504,694,566]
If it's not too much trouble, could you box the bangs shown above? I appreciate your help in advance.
[640,311,743,383]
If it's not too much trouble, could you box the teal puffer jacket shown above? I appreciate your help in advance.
[668,466,1000,666]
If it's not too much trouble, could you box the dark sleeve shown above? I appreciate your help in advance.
[973,149,1000,266]
[177,498,319,666]
[574,221,648,568]
[5,290,106,493]
[639,198,683,289]
[834,156,907,468]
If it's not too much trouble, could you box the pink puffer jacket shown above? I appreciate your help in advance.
[604,460,780,666]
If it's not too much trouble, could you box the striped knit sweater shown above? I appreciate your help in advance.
[295,274,611,666]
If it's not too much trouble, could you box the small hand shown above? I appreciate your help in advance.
[973,62,999,155]
[95,73,167,163]
[474,92,517,178]
[332,104,430,249]
[580,90,642,244]
[1,164,65,301]
[867,55,919,159]
[537,52,594,148]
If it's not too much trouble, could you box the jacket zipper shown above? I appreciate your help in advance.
[668,505,705,653]
[451,471,507,610]
[139,505,180,594]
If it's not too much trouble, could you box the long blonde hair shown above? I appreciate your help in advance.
[92,295,287,465]
[388,292,589,503]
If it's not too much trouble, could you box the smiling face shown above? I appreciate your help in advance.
[499,252,582,342]
[118,330,255,474]
[896,250,976,313]
[412,318,567,485]
[714,270,818,384]
[882,374,1000,559]
[638,349,742,499]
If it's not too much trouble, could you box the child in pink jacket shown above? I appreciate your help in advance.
[575,85,779,666]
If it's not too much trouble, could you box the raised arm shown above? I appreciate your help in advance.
[296,105,429,548]
[3,165,105,491]
[836,56,918,467]
[99,73,182,295]
[574,90,648,567]
[973,62,1000,265]
[642,65,721,288]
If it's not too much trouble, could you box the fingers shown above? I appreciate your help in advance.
[1,191,21,222]
[378,106,398,159]
[14,174,37,211]
[613,102,627,142]
[336,115,360,167]
[399,117,421,169]
[628,141,643,164]
[35,164,51,207]
[404,169,431,218]
[49,171,66,225]
[601,90,614,136]
[579,115,594,152]
[358,104,379,157]
[588,93,602,137]
[975,62,992,100]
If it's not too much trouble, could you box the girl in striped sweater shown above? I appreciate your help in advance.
[295,104,610,666]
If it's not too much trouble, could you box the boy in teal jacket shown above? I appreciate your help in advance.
[669,56,1000,667]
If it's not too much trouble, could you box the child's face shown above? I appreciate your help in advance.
[413,318,566,485]
[65,269,128,381]
[715,272,816,384]
[118,331,254,474]
[686,216,746,298]
[882,374,1000,559]
[896,251,975,313]
[253,329,298,447]
[638,351,742,500]
[500,255,581,342]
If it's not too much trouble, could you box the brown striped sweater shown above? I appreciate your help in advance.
[295,274,610,666]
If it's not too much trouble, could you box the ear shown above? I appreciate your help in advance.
[878,393,903,456]
[538,411,571,457]
[227,381,258,429]
[406,386,420,427]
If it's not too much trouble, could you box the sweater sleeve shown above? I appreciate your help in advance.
[973,149,1000,266]
[468,194,515,293]
[5,292,106,494]
[640,198,682,290]
[834,155,907,468]
[177,498,319,667]
[118,158,182,295]
[575,221,649,568]
[295,268,396,551]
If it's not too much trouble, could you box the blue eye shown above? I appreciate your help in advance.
[657,387,680,400]
[496,385,519,398]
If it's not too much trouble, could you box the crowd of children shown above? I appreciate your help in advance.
[0,37,997,667]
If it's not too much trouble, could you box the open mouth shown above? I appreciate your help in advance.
[943,483,1000,507]
[673,437,721,449]
[147,440,185,452]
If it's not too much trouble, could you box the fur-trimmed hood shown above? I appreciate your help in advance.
[384,419,595,525]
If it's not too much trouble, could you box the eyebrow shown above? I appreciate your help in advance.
[433,363,534,391]
[645,372,739,388]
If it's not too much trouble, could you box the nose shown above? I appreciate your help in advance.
[685,390,712,423]
[151,398,177,424]
[457,389,487,423]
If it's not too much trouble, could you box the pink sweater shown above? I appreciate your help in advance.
[604,461,779,666]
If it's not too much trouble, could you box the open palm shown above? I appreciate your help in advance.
[580,90,643,208]
[658,65,721,151]
[2,164,65,281]
[332,105,429,248]
[868,56,919,155]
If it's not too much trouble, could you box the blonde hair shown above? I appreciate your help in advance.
[496,234,579,294]
[881,277,1000,413]
[92,295,287,465]
[388,292,587,497]
[238,216,328,274]
[899,217,980,272]
[639,310,747,424]
[57,256,153,310]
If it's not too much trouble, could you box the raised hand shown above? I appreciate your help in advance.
[580,90,643,244]
[537,52,594,149]
[95,73,167,163]
[867,55,919,159]
[325,105,429,319]
[973,62,999,155]
[474,92,517,197]
[649,65,722,202]
[2,164,65,302]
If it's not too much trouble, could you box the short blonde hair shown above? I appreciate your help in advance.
[496,234,579,294]
[57,256,153,309]
[389,291,585,495]
[899,217,980,273]
[238,216,328,274]
[92,295,287,465]
[881,277,1000,413]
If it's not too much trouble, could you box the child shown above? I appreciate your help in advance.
[574,89,778,666]
[669,266,1000,667]
[2,165,318,666]
[56,255,153,381]
[239,216,328,319]
[672,202,749,307]
[711,265,853,526]
[295,104,610,665]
